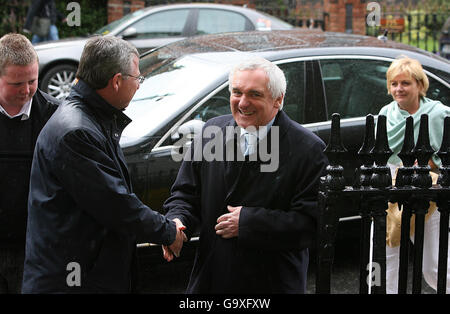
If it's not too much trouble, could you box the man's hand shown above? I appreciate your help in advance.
[162,218,187,262]
[215,205,242,239]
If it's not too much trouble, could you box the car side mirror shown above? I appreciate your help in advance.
[171,119,205,145]
[121,27,138,39]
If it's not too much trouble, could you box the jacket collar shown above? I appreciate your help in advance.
[70,79,132,133]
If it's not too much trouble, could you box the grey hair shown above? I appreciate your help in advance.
[228,56,286,110]
[76,36,139,90]
[0,33,38,76]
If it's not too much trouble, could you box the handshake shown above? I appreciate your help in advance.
[161,206,242,261]
[162,218,187,262]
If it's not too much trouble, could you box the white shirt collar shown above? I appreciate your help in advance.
[240,115,276,141]
[0,98,33,120]
[239,115,276,154]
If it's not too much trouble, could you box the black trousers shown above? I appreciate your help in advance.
[0,247,24,294]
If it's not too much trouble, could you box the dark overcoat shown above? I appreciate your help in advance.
[22,80,176,293]
[164,111,329,293]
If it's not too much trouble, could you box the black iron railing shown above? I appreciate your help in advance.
[366,12,448,53]
[316,113,450,294]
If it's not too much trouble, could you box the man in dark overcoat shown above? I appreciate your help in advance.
[163,56,329,293]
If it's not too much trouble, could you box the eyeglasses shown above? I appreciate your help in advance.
[123,73,145,84]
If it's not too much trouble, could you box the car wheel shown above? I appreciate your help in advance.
[40,64,77,100]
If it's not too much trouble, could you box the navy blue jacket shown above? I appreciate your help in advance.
[164,111,329,293]
[22,80,176,293]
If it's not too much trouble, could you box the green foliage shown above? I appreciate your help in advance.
[0,0,107,39]
[0,0,31,36]
[56,0,108,38]
[366,4,449,53]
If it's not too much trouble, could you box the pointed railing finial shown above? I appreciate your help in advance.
[356,115,375,188]
[396,116,416,188]
[414,114,435,167]
[370,115,393,190]
[437,116,450,187]
[398,116,416,167]
[323,113,347,191]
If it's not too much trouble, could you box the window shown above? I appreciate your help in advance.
[131,9,190,39]
[320,58,450,120]
[196,9,250,35]
[345,4,353,33]
[164,87,231,147]
[277,62,307,123]
[320,59,392,119]
[186,87,231,122]
[180,61,308,126]
[427,76,450,107]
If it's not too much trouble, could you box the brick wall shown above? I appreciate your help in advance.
[324,0,366,35]
[107,0,145,24]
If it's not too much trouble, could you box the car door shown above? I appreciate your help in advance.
[313,57,393,186]
[119,8,194,54]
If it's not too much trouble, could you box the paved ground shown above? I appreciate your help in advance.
[306,219,435,294]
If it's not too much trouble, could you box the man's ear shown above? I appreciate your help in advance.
[274,94,284,109]
[110,73,122,92]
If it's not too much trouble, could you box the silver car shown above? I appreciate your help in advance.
[35,3,293,99]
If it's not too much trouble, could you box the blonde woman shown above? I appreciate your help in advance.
[379,56,450,293]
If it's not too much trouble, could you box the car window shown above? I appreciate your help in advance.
[196,9,251,35]
[131,9,190,38]
[95,9,147,35]
[181,61,307,125]
[185,87,231,122]
[277,61,308,124]
[427,76,450,106]
[319,58,392,119]
[319,58,450,120]
[159,87,231,148]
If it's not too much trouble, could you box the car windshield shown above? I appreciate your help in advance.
[94,9,147,35]
[120,50,238,148]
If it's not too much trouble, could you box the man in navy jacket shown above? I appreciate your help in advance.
[163,57,329,293]
[22,36,186,293]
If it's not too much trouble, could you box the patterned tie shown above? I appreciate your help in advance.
[244,132,257,156]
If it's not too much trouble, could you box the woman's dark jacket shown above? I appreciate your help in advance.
[22,80,176,293]
[164,111,329,293]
